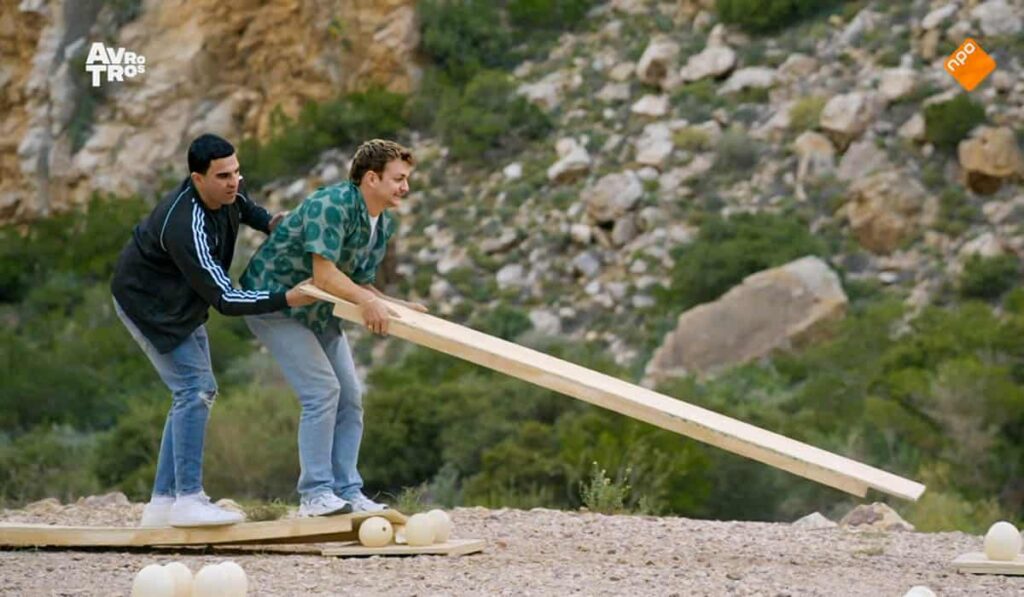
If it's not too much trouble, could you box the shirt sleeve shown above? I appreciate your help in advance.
[236,183,272,234]
[166,200,288,315]
[301,189,347,263]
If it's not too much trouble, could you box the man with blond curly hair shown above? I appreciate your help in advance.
[241,139,426,516]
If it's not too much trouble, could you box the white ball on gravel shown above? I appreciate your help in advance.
[358,516,394,548]
[218,561,248,596]
[903,586,936,597]
[162,562,192,597]
[192,564,232,597]
[984,521,1023,561]
[427,509,453,543]
[405,513,436,547]
[131,563,175,597]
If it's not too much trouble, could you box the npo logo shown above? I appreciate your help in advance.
[944,38,996,92]
[84,42,146,88]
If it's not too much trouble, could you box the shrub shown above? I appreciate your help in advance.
[657,212,828,314]
[673,127,712,151]
[959,254,1020,301]
[923,94,986,151]
[716,0,842,34]
[238,88,407,188]
[507,0,596,29]
[579,461,630,514]
[714,128,761,171]
[418,0,513,85]
[0,425,100,506]
[789,96,826,131]
[435,70,550,162]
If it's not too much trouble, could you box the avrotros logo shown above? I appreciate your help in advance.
[84,42,146,87]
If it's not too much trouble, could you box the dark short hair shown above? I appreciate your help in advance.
[349,139,414,185]
[188,134,235,175]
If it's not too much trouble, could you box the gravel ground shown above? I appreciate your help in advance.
[1,496,1022,596]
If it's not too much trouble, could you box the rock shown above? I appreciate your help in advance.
[844,170,933,254]
[570,223,592,245]
[430,278,455,301]
[820,92,884,147]
[793,131,836,193]
[635,122,674,169]
[839,502,914,532]
[679,45,737,83]
[897,113,925,142]
[528,309,562,336]
[518,69,583,111]
[645,256,847,380]
[718,67,776,95]
[24,497,62,515]
[612,215,639,246]
[496,264,526,290]
[777,53,818,79]
[609,61,636,82]
[662,154,714,189]
[503,163,523,180]
[971,0,1022,36]
[585,171,644,223]
[77,492,130,508]
[596,82,631,103]
[481,228,519,254]
[548,138,592,184]
[437,247,471,275]
[922,4,957,29]
[878,68,916,102]
[958,232,1006,260]
[630,94,670,118]
[958,126,1024,195]
[793,512,838,530]
[635,36,680,87]
[573,251,602,278]
[837,139,891,182]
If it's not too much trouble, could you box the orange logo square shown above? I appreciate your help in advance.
[944,38,996,91]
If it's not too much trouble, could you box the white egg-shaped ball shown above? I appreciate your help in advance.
[426,509,452,543]
[192,564,232,597]
[131,563,175,597]
[405,513,436,547]
[162,562,192,597]
[985,521,1022,561]
[218,561,248,596]
[359,516,394,547]
[903,586,936,597]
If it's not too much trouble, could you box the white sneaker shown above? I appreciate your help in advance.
[168,492,245,527]
[139,495,174,527]
[347,493,388,513]
[299,493,352,518]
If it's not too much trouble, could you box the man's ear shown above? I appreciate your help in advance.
[190,171,202,187]
[364,170,379,186]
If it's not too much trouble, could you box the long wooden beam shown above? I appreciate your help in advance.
[300,285,925,501]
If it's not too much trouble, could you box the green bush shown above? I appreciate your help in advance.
[436,70,551,162]
[959,254,1020,301]
[507,0,596,29]
[714,128,761,171]
[0,425,100,506]
[656,212,828,314]
[789,96,826,131]
[716,0,842,34]
[92,392,167,500]
[418,0,513,85]
[238,88,407,188]
[924,94,986,151]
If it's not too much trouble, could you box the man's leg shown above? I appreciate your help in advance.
[245,312,351,516]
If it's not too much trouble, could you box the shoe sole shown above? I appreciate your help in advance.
[299,503,353,518]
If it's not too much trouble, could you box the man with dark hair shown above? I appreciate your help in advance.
[240,139,425,517]
[111,133,316,527]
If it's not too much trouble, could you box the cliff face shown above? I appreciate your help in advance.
[0,0,419,221]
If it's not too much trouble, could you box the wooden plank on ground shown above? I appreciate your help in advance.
[0,510,405,548]
[952,552,1024,575]
[321,538,485,557]
[300,284,925,501]
[226,510,407,546]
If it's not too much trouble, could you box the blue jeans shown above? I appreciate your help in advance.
[245,312,366,500]
[113,298,216,498]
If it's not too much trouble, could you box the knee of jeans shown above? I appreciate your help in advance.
[173,384,218,410]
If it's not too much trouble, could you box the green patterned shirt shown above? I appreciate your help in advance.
[241,182,396,333]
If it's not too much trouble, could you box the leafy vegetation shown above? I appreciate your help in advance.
[923,94,986,151]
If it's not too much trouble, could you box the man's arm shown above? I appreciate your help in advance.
[361,284,428,313]
[312,254,396,335]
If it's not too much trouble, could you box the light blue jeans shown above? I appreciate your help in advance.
[113,298,216,498]
[244,312,366,501]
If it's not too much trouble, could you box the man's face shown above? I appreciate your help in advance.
[367,160,412,210]
[193,154,241,209]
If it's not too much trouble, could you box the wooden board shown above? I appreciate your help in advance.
[322,538,484,557]
[300,284,925,501]
[0,510,406,548]
[952,552,1024,575]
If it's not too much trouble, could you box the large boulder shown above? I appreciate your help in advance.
[971,0,1022,36]
[958,126,1024,195]
[839,502,914,532]
[585,171,644,223]
[843,170,935,254]
[819,92,884,148]
[547,138,592,184]
[645,256,847,380]
[635,36,680,88]
[679,46,736,83]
